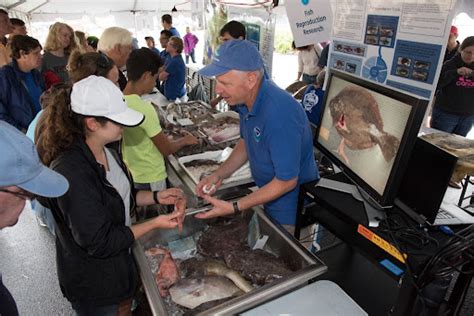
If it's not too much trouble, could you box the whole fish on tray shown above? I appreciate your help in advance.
[179,258,253,292]
[183,159,221,181]
[200,117,240,144]
[145,247,180,297]
[224,248,293,285]
[169,276,241,309]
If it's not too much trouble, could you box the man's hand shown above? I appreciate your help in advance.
[194,195,234,219]
[196,173,222,197]
[157,188,185,205]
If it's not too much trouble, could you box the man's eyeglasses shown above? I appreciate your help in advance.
[0,189,36,200]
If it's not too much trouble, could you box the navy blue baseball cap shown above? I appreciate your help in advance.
[0,121,69,197]
[199,39,264,77]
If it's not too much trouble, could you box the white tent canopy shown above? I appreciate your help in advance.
[2,0,192,15]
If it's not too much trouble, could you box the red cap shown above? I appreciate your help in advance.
[450,25,458,36]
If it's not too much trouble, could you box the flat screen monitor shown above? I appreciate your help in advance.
[315,70,428,208]
[396,137,457,224]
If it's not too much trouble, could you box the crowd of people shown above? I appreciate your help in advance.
[0,5,473,314]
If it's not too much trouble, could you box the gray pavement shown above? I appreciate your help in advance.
[0,203,72,315]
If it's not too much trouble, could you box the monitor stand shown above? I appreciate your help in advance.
[316,178,386,227]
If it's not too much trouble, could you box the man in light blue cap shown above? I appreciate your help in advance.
[0,120,69,315]
[195,39,319,232]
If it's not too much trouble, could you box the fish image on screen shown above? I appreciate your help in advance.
[328,85,401,163]
[315,70,427,207]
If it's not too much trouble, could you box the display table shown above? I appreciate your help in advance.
[295,173,471,315]
[420,130,474,184]
[420,129,474,208]
[242,280,367,316]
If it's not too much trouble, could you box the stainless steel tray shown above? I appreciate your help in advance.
[133,207,327,315]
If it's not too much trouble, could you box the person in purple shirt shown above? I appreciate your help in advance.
[183,26,199,64]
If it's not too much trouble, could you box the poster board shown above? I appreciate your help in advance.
[327,0,458,100]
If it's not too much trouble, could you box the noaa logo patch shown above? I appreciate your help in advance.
[301,0,309,5]
[253,127,262,142]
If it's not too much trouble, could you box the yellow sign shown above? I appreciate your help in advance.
[357,224,406,263]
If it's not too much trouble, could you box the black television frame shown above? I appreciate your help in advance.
[314,69,428,208]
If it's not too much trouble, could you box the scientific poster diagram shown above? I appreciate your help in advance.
[285,0,333,47]
[328,0,458,100]
[228,7,277,78]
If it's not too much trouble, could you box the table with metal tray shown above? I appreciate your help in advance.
[133,206,327,316]
[155,100,255,207]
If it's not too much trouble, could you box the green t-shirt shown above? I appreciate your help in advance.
[122,94,166,183]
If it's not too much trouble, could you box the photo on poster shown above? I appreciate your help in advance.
[334,59,346,70]
[380,27,394,37]
[333,40,367,57]
[379,37,392,47]
[244,23,261,50]
[318,76,411,195]
[367,25,379,35]
[414,60,431,71]
[346,63,357,73]
[365,35,378,45]
[395,66,410,78]
[364,15,399,49]
[390,40,442,85]
[330,53,363,76]
[412,70,428,82]
[397,57,412,67]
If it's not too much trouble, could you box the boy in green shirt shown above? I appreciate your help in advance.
[122,48,197,196]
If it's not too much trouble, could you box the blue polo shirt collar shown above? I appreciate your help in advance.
[238,78,270,118]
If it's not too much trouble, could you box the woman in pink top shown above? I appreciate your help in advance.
[183,26,199,64]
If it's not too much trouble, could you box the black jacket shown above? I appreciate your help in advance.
[434,53,474,116]
[40,140,138,306]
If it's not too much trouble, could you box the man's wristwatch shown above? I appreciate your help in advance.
[152,191,160,205]
[233,200,241,215]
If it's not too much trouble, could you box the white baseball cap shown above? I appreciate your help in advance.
[71,75,144,127]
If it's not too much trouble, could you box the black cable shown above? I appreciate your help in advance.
[382,214,429,314]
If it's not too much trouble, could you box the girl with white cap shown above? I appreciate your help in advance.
[36,75,186,315]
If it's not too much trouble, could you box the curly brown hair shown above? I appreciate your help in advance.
[67,50,115,83]
[36,84,85,166]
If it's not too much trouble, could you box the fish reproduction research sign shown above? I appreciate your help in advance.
[285,0,333,47]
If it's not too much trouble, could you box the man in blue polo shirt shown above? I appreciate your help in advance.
[195,40,319,229]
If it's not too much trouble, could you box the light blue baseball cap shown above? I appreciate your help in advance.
[199,39,264,77]
[0,121,69,197]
